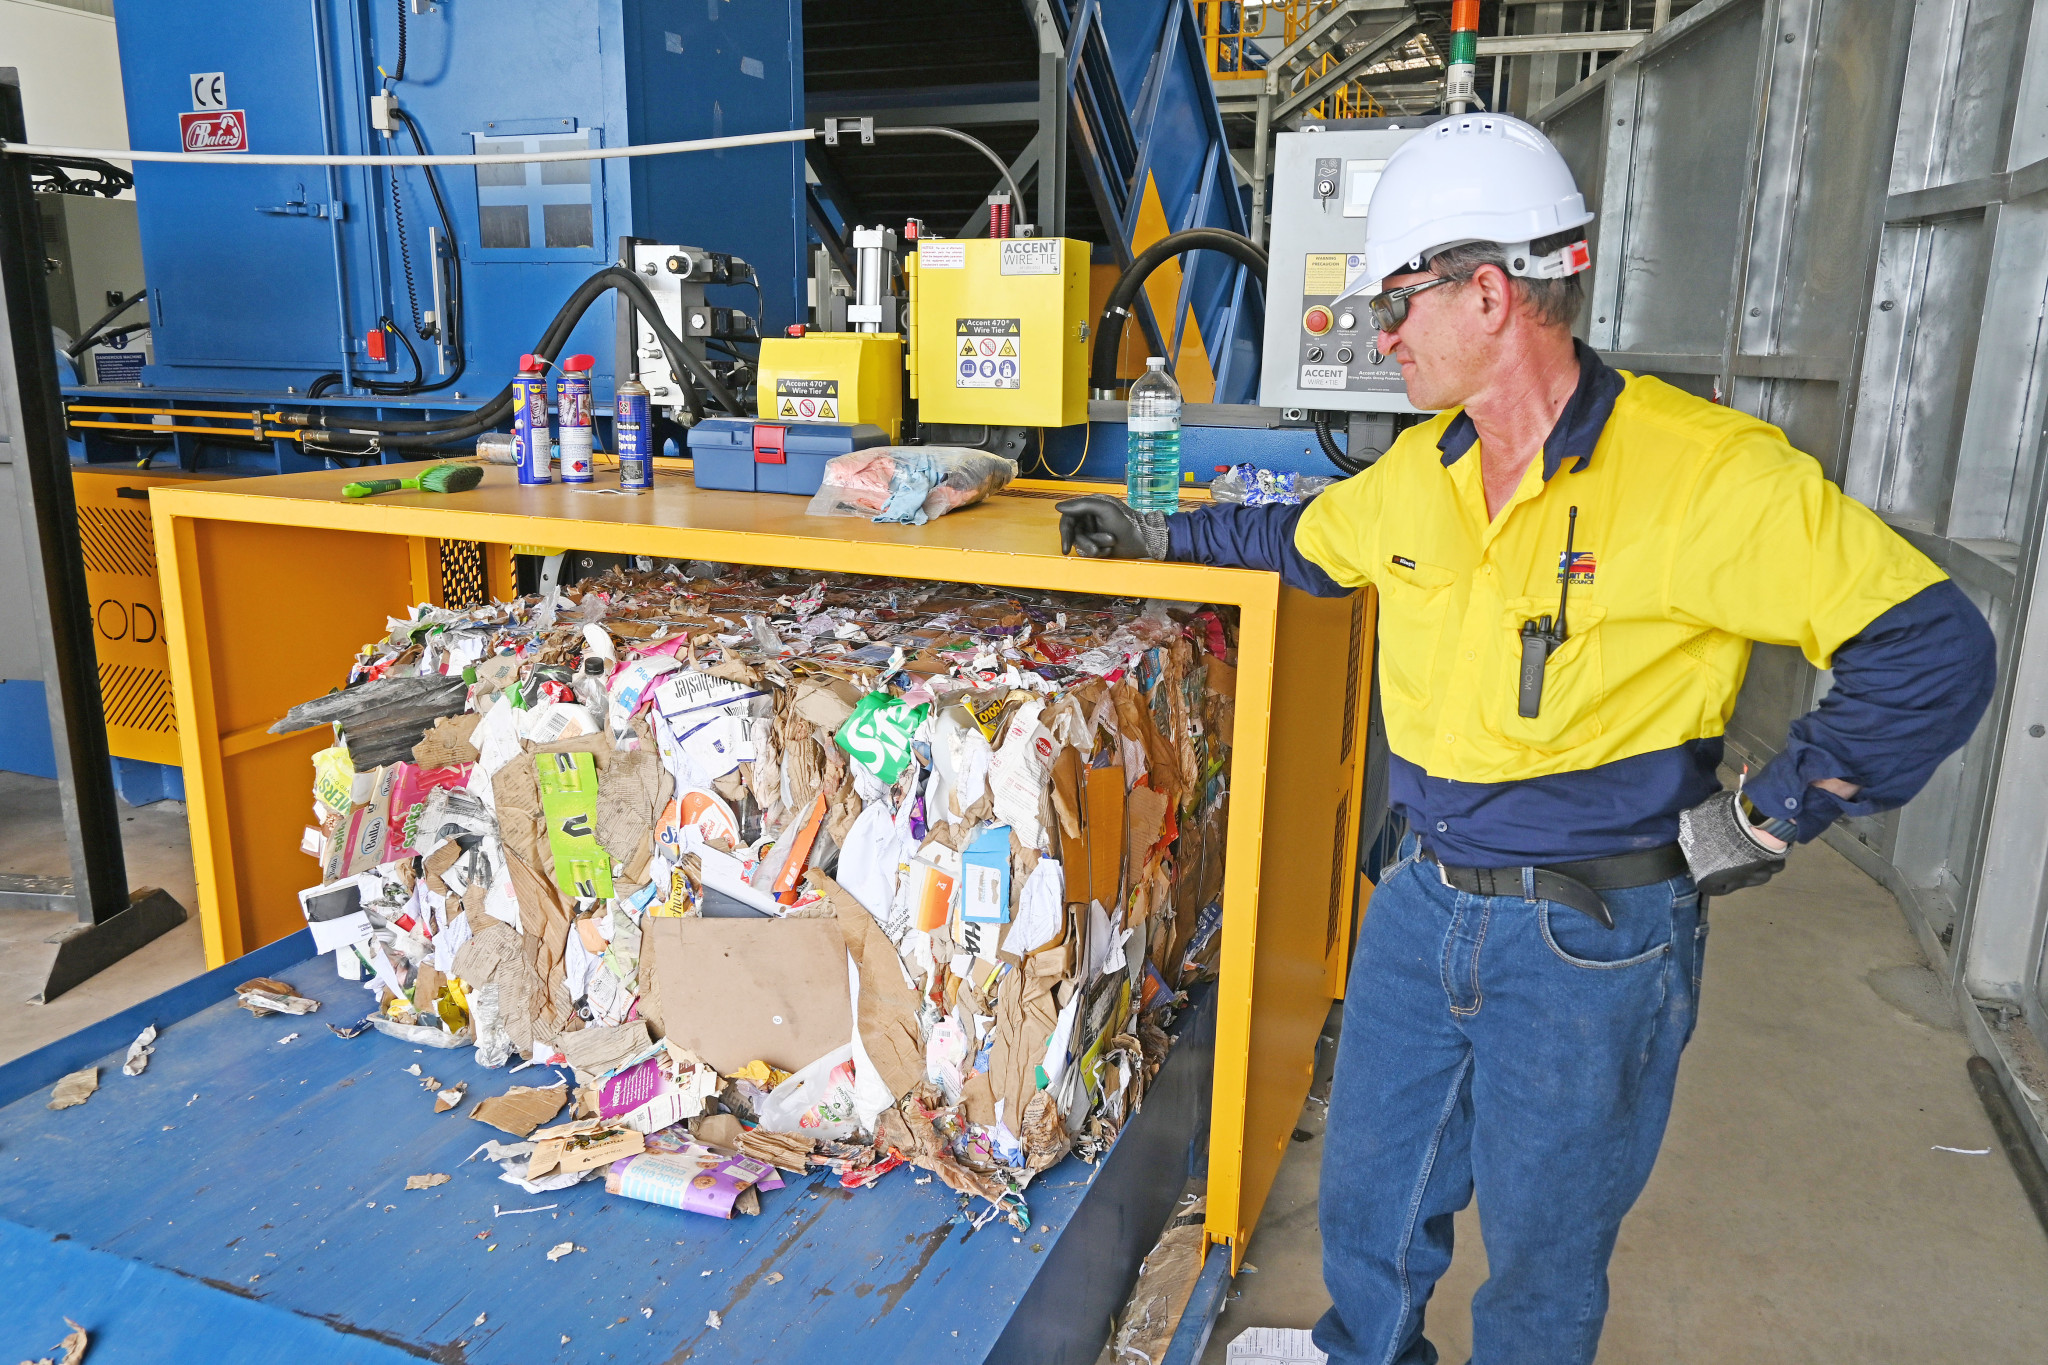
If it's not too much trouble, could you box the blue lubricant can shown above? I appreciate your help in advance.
[558,353,595,483]
[513,353,551,484]
[615,379,652,493]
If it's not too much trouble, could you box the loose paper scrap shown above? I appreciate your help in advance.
[47,1068,98,1111]
[123,1024,158,1076]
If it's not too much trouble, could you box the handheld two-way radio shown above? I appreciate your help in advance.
[1517,506,1578,719]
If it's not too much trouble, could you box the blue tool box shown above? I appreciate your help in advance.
[686,418,889,495]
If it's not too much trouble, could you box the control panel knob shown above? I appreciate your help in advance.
[1336,310,1357,331]
[1303,306,1334,336]
[1336,347,1354,364]
[1305,345,1325,363]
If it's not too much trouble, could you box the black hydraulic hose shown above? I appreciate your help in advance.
[305,269,624,438]
[392,107,466,393]
[299,266,738,449]
[867,126,1023,207]
[65,289,145,359]
[1090,228,1267,395]
[383,316,424,390]
[316,108,468,398]
[1315,410,1367,476]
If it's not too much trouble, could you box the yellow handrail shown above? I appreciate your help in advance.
[1197,1,1386,116]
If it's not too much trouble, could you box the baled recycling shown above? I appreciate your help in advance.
[284,563,1236,1224]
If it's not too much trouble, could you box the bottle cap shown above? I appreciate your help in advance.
[563,354,595,372]
[1146,356,1165,369]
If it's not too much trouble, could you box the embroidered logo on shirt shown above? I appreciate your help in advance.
[1391,555,1416,570]
[1556,550,1597,585]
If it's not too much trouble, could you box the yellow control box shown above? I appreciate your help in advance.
[909,237,1090,427]
[755,331,904,440]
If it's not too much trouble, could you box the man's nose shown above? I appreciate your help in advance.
[1377,327,1401,356]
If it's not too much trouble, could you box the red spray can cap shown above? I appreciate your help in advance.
[562,354,595,373]
[518,353,544,373]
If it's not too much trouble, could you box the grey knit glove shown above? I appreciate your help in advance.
[1677,790,1788,896]
[1056,495,1170,560]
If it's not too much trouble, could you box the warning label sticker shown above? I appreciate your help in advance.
[919,241,966,270]
[1303,254,1348,296]
[775,377,839,422]
[999,239,1062,275]
[956,318,1021,390]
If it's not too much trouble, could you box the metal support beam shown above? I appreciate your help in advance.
[1477,31,1648,56]
[1886,154,2048,224]
[1032,0,1068,235]
[0,68,187,1001]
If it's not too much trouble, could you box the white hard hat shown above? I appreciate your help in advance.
[1362,113,1595,285]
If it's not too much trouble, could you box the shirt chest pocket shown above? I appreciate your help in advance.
[1377,559,1458,710]
[1483,597,1607,751]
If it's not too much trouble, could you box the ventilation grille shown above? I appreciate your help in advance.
[440,539,488,610]
[100,661,175,735]
[1679,629,1724,663]
[1325,793,1351,956]
[79,505,156,578]
[1339,592,1365,761]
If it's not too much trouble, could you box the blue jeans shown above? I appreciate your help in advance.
[1313,836,1707,1365]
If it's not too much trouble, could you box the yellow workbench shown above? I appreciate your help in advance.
[147,463,1375,1268]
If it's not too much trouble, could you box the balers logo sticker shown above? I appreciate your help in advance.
[179,110,249,152]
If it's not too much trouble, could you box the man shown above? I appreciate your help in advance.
[1057,114,1994,1364]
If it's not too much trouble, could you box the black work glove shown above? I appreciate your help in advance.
[1677,790,1789,896]
[1056,495,1171,560]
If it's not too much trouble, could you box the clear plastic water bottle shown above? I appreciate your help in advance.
[1126,356,1183,512]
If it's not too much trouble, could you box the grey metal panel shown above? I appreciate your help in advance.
[0,425,43,682]
[1946,196,2048,541]
[1860,214,1991,532]
[1607,2,1764,357]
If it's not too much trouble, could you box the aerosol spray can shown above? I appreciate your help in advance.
[514,353,551,485]
[557,354,596,483]
[615,378,652,493]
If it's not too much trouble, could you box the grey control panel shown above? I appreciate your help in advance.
[1258,123,1425,414]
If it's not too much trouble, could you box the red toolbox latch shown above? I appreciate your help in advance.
[753,425,787,464]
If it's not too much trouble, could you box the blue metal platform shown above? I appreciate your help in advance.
[0,935,1215,1363]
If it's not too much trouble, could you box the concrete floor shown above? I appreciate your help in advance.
[0,771,206,1065]
[5,775,2046,1360]
[1204,838,2048,1364]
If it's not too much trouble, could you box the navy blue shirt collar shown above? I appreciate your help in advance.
[1436,341,1625,480]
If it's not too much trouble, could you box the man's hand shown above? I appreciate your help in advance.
[1056,495,1170,559]
[1677,790,1788,895]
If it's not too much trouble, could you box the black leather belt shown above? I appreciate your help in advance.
[1426,844,1689,930]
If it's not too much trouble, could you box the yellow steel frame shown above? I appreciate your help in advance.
[148,463,1373,1269]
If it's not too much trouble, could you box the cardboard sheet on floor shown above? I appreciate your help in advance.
[647,917,852,1074]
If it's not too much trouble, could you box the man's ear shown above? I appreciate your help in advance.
[1471,264,1518,334]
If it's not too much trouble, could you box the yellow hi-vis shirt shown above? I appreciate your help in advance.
[1293,367,1946,791]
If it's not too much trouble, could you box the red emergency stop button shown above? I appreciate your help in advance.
[1303,306,1334,336]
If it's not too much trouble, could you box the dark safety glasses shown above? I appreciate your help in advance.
[1368,275,1454,331]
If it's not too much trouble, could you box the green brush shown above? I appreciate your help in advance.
[342,462,486,499]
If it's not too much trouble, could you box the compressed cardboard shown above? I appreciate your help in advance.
[647,916,852,1074]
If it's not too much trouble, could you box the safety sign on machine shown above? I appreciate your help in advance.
[775,377,839,421]
[956,318,1022,390]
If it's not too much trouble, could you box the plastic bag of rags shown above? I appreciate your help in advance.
[806,446,1016,525]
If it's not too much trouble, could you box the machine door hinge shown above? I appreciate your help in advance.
[257,196,347,220]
